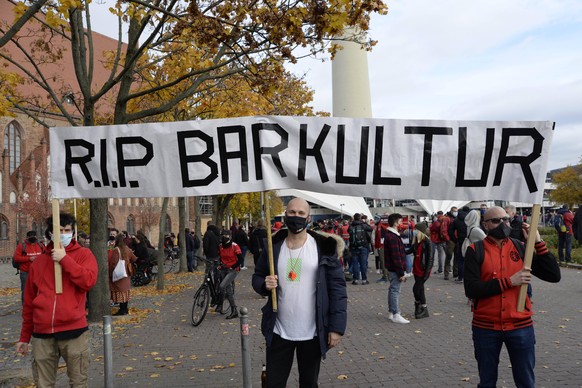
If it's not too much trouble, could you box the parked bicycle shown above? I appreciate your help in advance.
[162,247,179,273]
[191,256,233,326]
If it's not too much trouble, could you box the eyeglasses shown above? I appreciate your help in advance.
[484,216,510,224]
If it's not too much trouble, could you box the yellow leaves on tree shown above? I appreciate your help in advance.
[548,162,582,206]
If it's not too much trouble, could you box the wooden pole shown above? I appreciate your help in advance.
[52,199,63,294]
[517,204,541,312]
[73,199,78,240]
[264,192,277,312]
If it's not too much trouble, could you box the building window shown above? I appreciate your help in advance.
[126,215,135,235]
[4,121,22,174]
[1,219,8,239]
[199,196,213,215]
[165,214,171,233]
[9,192,16,204]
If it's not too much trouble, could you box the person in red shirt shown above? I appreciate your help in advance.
[16,213,98,387]
[218,229,243,319]
[464,206,560,387]
[12,230,45,304]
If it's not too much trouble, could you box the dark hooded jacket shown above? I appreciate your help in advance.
[252,229,347,359]
[203,225,221,259]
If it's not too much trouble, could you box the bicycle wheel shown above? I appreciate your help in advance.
[163,255,174,273]
[191,285,210,326]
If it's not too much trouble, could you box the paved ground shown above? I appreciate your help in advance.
[1,258,581,388]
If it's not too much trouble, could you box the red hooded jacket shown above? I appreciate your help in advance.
[19,240,98,343]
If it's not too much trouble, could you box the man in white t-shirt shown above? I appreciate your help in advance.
[252,197,347,388]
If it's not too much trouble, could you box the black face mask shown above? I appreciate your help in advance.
[108,235,115,241]
[488,222,511,239]
[221,236,231,245]
[28,237,37,243]
[285,216,308,234]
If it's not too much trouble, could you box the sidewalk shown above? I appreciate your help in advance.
[1,261,581,387]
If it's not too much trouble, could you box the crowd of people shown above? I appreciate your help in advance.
[10,200,582,387]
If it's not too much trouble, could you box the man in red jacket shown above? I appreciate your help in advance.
[12,230,45,304]
[15,213,98,387]
[464,206,560,387]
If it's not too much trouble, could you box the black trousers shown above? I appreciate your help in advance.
[413,276,427,305]
[266,334,322,388]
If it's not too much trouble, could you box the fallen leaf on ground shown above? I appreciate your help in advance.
[337,375,348,380]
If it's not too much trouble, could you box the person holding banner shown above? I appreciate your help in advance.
[252,197,347,388]
[16,213,98,387]
[464,206,561,388]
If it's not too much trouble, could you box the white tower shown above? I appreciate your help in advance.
[332,29,373,118]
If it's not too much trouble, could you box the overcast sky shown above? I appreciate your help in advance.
[90,0,582,171]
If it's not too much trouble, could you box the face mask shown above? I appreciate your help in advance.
[108,235,115,241]
[452,212,458,217]
[285,216,308,234]
[60,233,74,247]
[487,222,511,240]
[28,237,37,243]
[221,236,231,245]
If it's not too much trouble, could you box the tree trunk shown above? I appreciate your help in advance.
[87,198,109,322]
[178,197,187,272]
[156,198,169,290]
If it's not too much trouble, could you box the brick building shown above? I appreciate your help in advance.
[0,1,181,259]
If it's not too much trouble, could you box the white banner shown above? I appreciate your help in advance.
[49,116,554,203]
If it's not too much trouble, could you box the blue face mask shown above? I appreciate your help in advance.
[52,232,73,247]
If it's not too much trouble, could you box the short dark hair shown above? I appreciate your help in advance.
[26,230,37,238]
[45,212,77,239]
[388,213,402,227]
[353,213,361,221]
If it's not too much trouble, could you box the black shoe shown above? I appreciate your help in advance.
[415,306,429,319]
[352,280,359,285]
[113,309,128,316]
[215,304,223,313]
[361,280,370,285]
[444,276,449,280]
[226,308,239,320]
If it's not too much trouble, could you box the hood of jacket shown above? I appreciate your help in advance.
[464,209,482,230]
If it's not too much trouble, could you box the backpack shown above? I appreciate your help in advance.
[349,224,367,248]
[12,241,45,271]
[472,237,525,265]
[554,214,567,233]
[193,234,201,250]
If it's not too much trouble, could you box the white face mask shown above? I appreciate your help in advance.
[52,232,74,247]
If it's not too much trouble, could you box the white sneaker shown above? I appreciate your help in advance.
[404,272,413,278]
[391,313,410,324]
[240,266,248,270]
[387,312,394,320]
[376,269,381,274]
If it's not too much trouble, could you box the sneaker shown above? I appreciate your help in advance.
[404,272,413,278]
[376,277,387,283]
[391,313,410,324]
[240,266,248,270]
[376,269,381,274]
[387,312,394,320]
[454,278,464,283]
[352,280,359,285]
[433,270,443,274]
[444,275,449,280]
[362,280,370,285]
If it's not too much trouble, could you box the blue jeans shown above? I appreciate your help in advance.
[187,251,195,271]
[20,271,28,305]
[472,326,536,388]
[387,271,403,314]
[558,233,572,262]
[405,253,413,273]
[239,246,248,267]
[431,242,446,272]
[351,247,369,281]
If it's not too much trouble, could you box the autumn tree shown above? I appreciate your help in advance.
[549,161,582,207]
[1,0,387,320]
